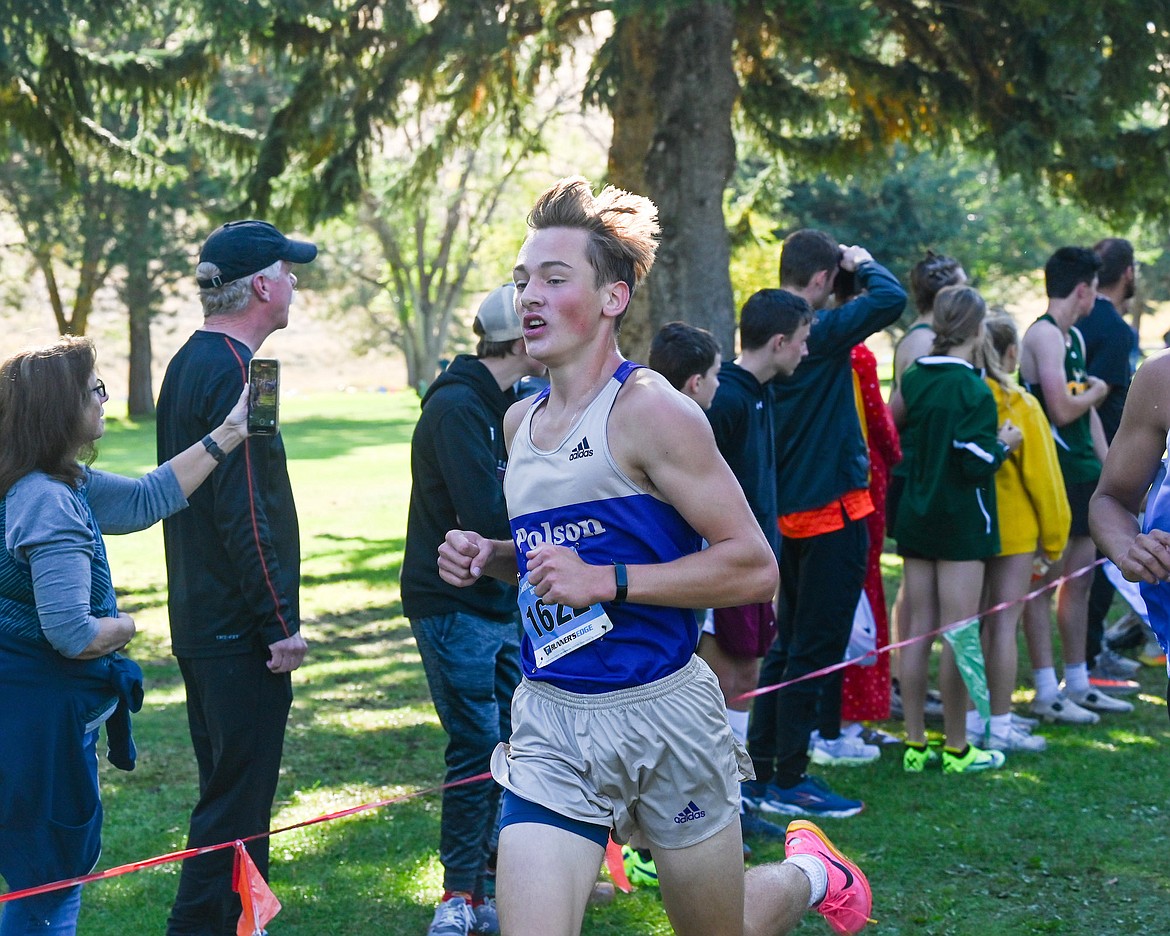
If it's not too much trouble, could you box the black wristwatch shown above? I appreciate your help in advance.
[202,434,228,464]
[612,561,628,605]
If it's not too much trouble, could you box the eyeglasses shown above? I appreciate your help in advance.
[90,380,108,401]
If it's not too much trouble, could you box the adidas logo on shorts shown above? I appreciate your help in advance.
[673,800,707,824]
[568,436,594,461]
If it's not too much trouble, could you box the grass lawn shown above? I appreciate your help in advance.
[20,390,1170,935]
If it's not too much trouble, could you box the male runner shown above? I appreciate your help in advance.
[1091,349,1170,716]
[439,177,872,936]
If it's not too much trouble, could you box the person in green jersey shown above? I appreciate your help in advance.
[894,285,1021,773]
[1020,247,1132,723]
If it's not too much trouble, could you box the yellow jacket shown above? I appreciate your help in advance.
[988,380,1071,560]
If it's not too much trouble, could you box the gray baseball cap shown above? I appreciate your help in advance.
[475,284,523,341]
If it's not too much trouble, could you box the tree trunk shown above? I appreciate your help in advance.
[124,253,156,417]
[113,188,160,417]
[607,12,659,361]
[608,3,739,361]
[403,310,426,396]
[71,192,117,337]
[34,249,70,335]
[642,1,739,358]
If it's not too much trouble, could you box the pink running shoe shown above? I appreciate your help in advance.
[785,819,873,934]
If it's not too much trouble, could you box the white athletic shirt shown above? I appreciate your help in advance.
[505,361,703,692]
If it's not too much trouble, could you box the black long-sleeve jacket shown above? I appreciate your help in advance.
[400,355,518,622]
[157,331,300,656]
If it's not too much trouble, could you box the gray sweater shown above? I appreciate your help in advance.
[3,465,186,657]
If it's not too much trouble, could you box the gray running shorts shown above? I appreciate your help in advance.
[491,655,753,849]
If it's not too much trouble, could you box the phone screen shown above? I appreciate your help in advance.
[248,358,280,435]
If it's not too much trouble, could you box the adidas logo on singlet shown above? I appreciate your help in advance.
[568,436,594,461]
[674,801,707,824]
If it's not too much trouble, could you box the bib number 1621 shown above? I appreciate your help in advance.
[525,598,590,637]
[517,575,613,667]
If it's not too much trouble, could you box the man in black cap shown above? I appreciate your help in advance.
[157,220,316,935]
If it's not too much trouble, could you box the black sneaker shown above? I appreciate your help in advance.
[741,809,787,841]
[890,678,944,722]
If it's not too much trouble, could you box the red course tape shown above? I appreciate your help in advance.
[1,559,1109,904]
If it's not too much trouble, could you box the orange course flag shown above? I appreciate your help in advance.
[233,841,282,936]
[604,836,632,893]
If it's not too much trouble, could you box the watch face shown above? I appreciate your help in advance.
[613,562,628,602]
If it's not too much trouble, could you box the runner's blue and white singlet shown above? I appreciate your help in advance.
[1140,426,1170,669]
[504,361,703,693]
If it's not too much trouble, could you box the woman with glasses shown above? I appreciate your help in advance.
[0,336,247,935]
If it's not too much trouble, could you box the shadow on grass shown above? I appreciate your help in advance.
[90,594,453,933]
[318,617,411,675]
[116,582,168,615]
[109,535,407,685]
[89,775,450,934]
[114,536,405,606]
[300,534,405,592]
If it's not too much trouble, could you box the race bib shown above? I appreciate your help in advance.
[518,574,613,667]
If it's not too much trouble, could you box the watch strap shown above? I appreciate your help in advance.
[612,561,628,605]
[202,434,228,464]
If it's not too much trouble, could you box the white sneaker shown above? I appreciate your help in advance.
[808,730,880,766]
[1030,692,1100,725]
[987,726,1047,753]
[1093,647,1142,678]
[1011,712,1039,730]
[427,895,475,936]
[1064,684,1135,714]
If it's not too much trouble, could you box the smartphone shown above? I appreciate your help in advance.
[247,358,280,435]
[833,266,857,305]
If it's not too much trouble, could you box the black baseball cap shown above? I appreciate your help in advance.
[197,220,318,288]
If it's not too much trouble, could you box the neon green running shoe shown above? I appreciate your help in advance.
[902,743,940,773]
[621,845,659,887]
[942,744,1006,774]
